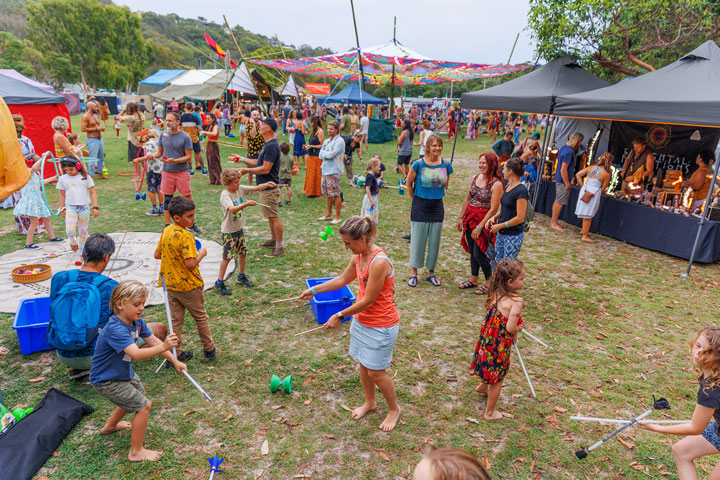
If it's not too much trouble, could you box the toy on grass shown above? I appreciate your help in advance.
[353,174,365,187]
[74,261,82,266]
[161,275,213,402]
[134,147,147,201]
[318,225,334,241]
[195,238,202,250]
[208,455,224,479]
[574,396,671,459]
[0,402,33,433]
[270,374,292,393]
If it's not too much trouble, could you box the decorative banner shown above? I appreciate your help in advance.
[608,122,720,175]
[61,93,80,115]
[305,83,331,95]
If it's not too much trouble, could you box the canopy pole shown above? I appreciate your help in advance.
[349,0,365,87]
[449,116,459,165]
[507,33,520,65]
[684,158,720,276]
[531,112,554,210]
[390,16,397,115]
[320,57,359,108]
[223,15,267,115]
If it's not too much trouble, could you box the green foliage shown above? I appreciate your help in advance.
[527,0,720,80]
[0,0,28,37]
[0,31,35,77]
[27,0,148,90]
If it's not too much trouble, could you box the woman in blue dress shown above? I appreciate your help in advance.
[13,159,64,248]
[293,112,308,168]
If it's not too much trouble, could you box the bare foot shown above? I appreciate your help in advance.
[351,402,378,420]
[550,223,565,232]
[475,383,488,394]
[128,448,163,462]
[581,236,596,243]
[99,421,131,434]
[484,411,503,421]
[379,408,401,432]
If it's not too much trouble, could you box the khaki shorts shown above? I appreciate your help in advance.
[92,373,148,413]
[259,187,280,218]
[555,182,570,206]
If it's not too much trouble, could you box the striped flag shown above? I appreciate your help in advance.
[204,33,237,68]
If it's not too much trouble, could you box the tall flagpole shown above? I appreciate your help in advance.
[349,0,365,88]
[223,15,268,115]
[389,17,397,116]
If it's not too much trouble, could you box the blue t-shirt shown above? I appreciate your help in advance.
[90,315,152,385]
[492,139,514,157]
[554,145,576,184]
[50,270,118,358]
[411,158,454,200]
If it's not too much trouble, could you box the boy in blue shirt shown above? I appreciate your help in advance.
[90,280,187,462]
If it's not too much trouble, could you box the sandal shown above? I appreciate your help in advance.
[474,285,489,295]
[407,276,417,287]
[23,244,39,249]
[458,280,478,289]
[49,237,64,242]
[426,275,441,287]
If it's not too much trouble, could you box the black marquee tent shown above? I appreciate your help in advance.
[459,56,610,114]
[553,41,720,128]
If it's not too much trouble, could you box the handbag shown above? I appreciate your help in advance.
[580,189,595,203]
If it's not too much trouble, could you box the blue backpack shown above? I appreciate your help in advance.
[47,270,111,352]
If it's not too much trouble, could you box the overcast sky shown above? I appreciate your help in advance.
[115,0,535,65]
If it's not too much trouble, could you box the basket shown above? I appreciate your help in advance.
[305,277,356,324]
[11,264,52,284]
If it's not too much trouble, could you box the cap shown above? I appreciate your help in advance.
[532,132,541,138]
[261,117,278,132]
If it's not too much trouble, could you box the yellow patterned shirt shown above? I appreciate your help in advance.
[156,225,203,292]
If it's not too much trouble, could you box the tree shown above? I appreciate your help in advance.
[27,0,149,91]
[527,0,720,79]
[0,32,35,77]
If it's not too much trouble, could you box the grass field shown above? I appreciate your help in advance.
[0,116,719,479]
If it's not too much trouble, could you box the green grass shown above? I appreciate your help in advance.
[0,117,719,479]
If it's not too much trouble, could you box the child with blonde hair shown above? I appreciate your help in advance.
[90,280,187,462]
[641,327,720,478]
[361,157,382,225]
[470,258,525,420]
[414,446,491,480]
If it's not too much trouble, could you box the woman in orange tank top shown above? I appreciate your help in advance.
[299,215,401,432]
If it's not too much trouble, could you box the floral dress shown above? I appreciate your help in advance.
[470,301,523,385]
[13,174,51,218]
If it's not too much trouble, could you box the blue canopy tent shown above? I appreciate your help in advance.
[137,69,185,97]
[317,83,388,105]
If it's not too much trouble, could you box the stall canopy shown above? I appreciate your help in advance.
[137,69,185,97]
[460,56,610,113]
[0,69,54,93]
[317,83,388,105]
[152,69,231,101]
[554,41,720,127]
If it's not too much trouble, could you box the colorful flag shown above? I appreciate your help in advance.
[204,33,237,68]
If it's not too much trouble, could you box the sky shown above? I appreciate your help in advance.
[115,0,536,65]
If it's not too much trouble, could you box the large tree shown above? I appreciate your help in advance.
[527,0,720,79]
[27,0,149,90]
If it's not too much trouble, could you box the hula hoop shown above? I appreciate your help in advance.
[39,151,62,216]
[134,147,146,193]
[117,171,135,177]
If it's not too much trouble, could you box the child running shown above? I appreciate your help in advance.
[134,129,164,216]
[215,169,276,295]
[640,327,720,478]
[278,142,294,205]
[470,258,525,421]
[154,197,216,363]
[89,280,186,462]
[57,157,99,251]
[361,157,381,225]
[13,159,63,248]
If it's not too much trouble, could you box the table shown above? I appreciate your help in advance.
[534,180,720,262]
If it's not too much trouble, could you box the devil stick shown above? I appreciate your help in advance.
[513,341,536,398]
[575,396,671,459]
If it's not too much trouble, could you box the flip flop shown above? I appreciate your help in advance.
[407,276,417,287]
[474,285,489,295]
[426,275,441,287]
[458,280,478,289]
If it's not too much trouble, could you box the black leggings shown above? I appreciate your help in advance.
[224,123,231,136]
[465,228,492,280]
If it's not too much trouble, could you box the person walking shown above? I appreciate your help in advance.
[551,133,584,231]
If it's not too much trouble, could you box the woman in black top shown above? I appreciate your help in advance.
[489,158,528,263]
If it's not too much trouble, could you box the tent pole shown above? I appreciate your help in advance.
[449,114,459,165]
[349,0,366,87]
[389,16,396,115]
[684,159,720,277]
[320,57,359,108]
[224,15,267,115]
[531,112,554,211]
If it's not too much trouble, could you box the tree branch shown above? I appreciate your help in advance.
[593,52,645,77]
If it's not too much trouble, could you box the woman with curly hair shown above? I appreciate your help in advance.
[641,327,720,478]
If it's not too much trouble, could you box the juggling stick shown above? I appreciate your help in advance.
[271,296,302,304]
[513,341,536,398]
[575,396,671,459]
[155,359,167,373]
[522,330,549,348]
[161,275,213,402]
[255,202,276,209]
[294,325,325,336]
[208,455,224,479]
[570,415,688,424]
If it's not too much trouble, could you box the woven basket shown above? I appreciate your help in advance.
[12,264,52,284]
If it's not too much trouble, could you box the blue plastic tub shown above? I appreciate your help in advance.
[305,277,356,324]
[13,297,53,355]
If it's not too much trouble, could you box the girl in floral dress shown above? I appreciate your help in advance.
[470,259,525,420]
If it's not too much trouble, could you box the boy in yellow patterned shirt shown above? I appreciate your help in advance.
[154,197,215,363]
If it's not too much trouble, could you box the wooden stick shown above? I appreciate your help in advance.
[570,415,689,424]
[155,359,167,373]
[294,325,325,336]
[271,296,302,304]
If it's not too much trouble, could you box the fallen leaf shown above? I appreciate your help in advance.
[617,437,635,449]
[261,439,269,455]
[466,417,480,424]
[29,376,45,383]
[324,433,335,439]
[10,404,28,411]
[183,409,197,418]
[483,457,491,469]
[340,404,351,412]
[378,452,389,461]
[554,406,568,413]
[223,413,233,422]
[303,398,312,405]
[271,405,283,410]
[52,451,61,457]
[0,347,8,355]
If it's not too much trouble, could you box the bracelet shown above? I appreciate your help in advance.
[505,221,510,228]
[310,287,317,295]
[475,224,482,230]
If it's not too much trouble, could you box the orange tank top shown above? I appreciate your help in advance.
[354,248,400,328]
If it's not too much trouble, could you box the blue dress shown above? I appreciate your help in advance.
[13,174,51,218]
[293,122,307,157]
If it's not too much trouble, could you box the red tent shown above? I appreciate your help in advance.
[0,73,70,177]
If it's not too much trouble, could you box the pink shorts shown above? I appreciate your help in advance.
[161,170,192,197]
